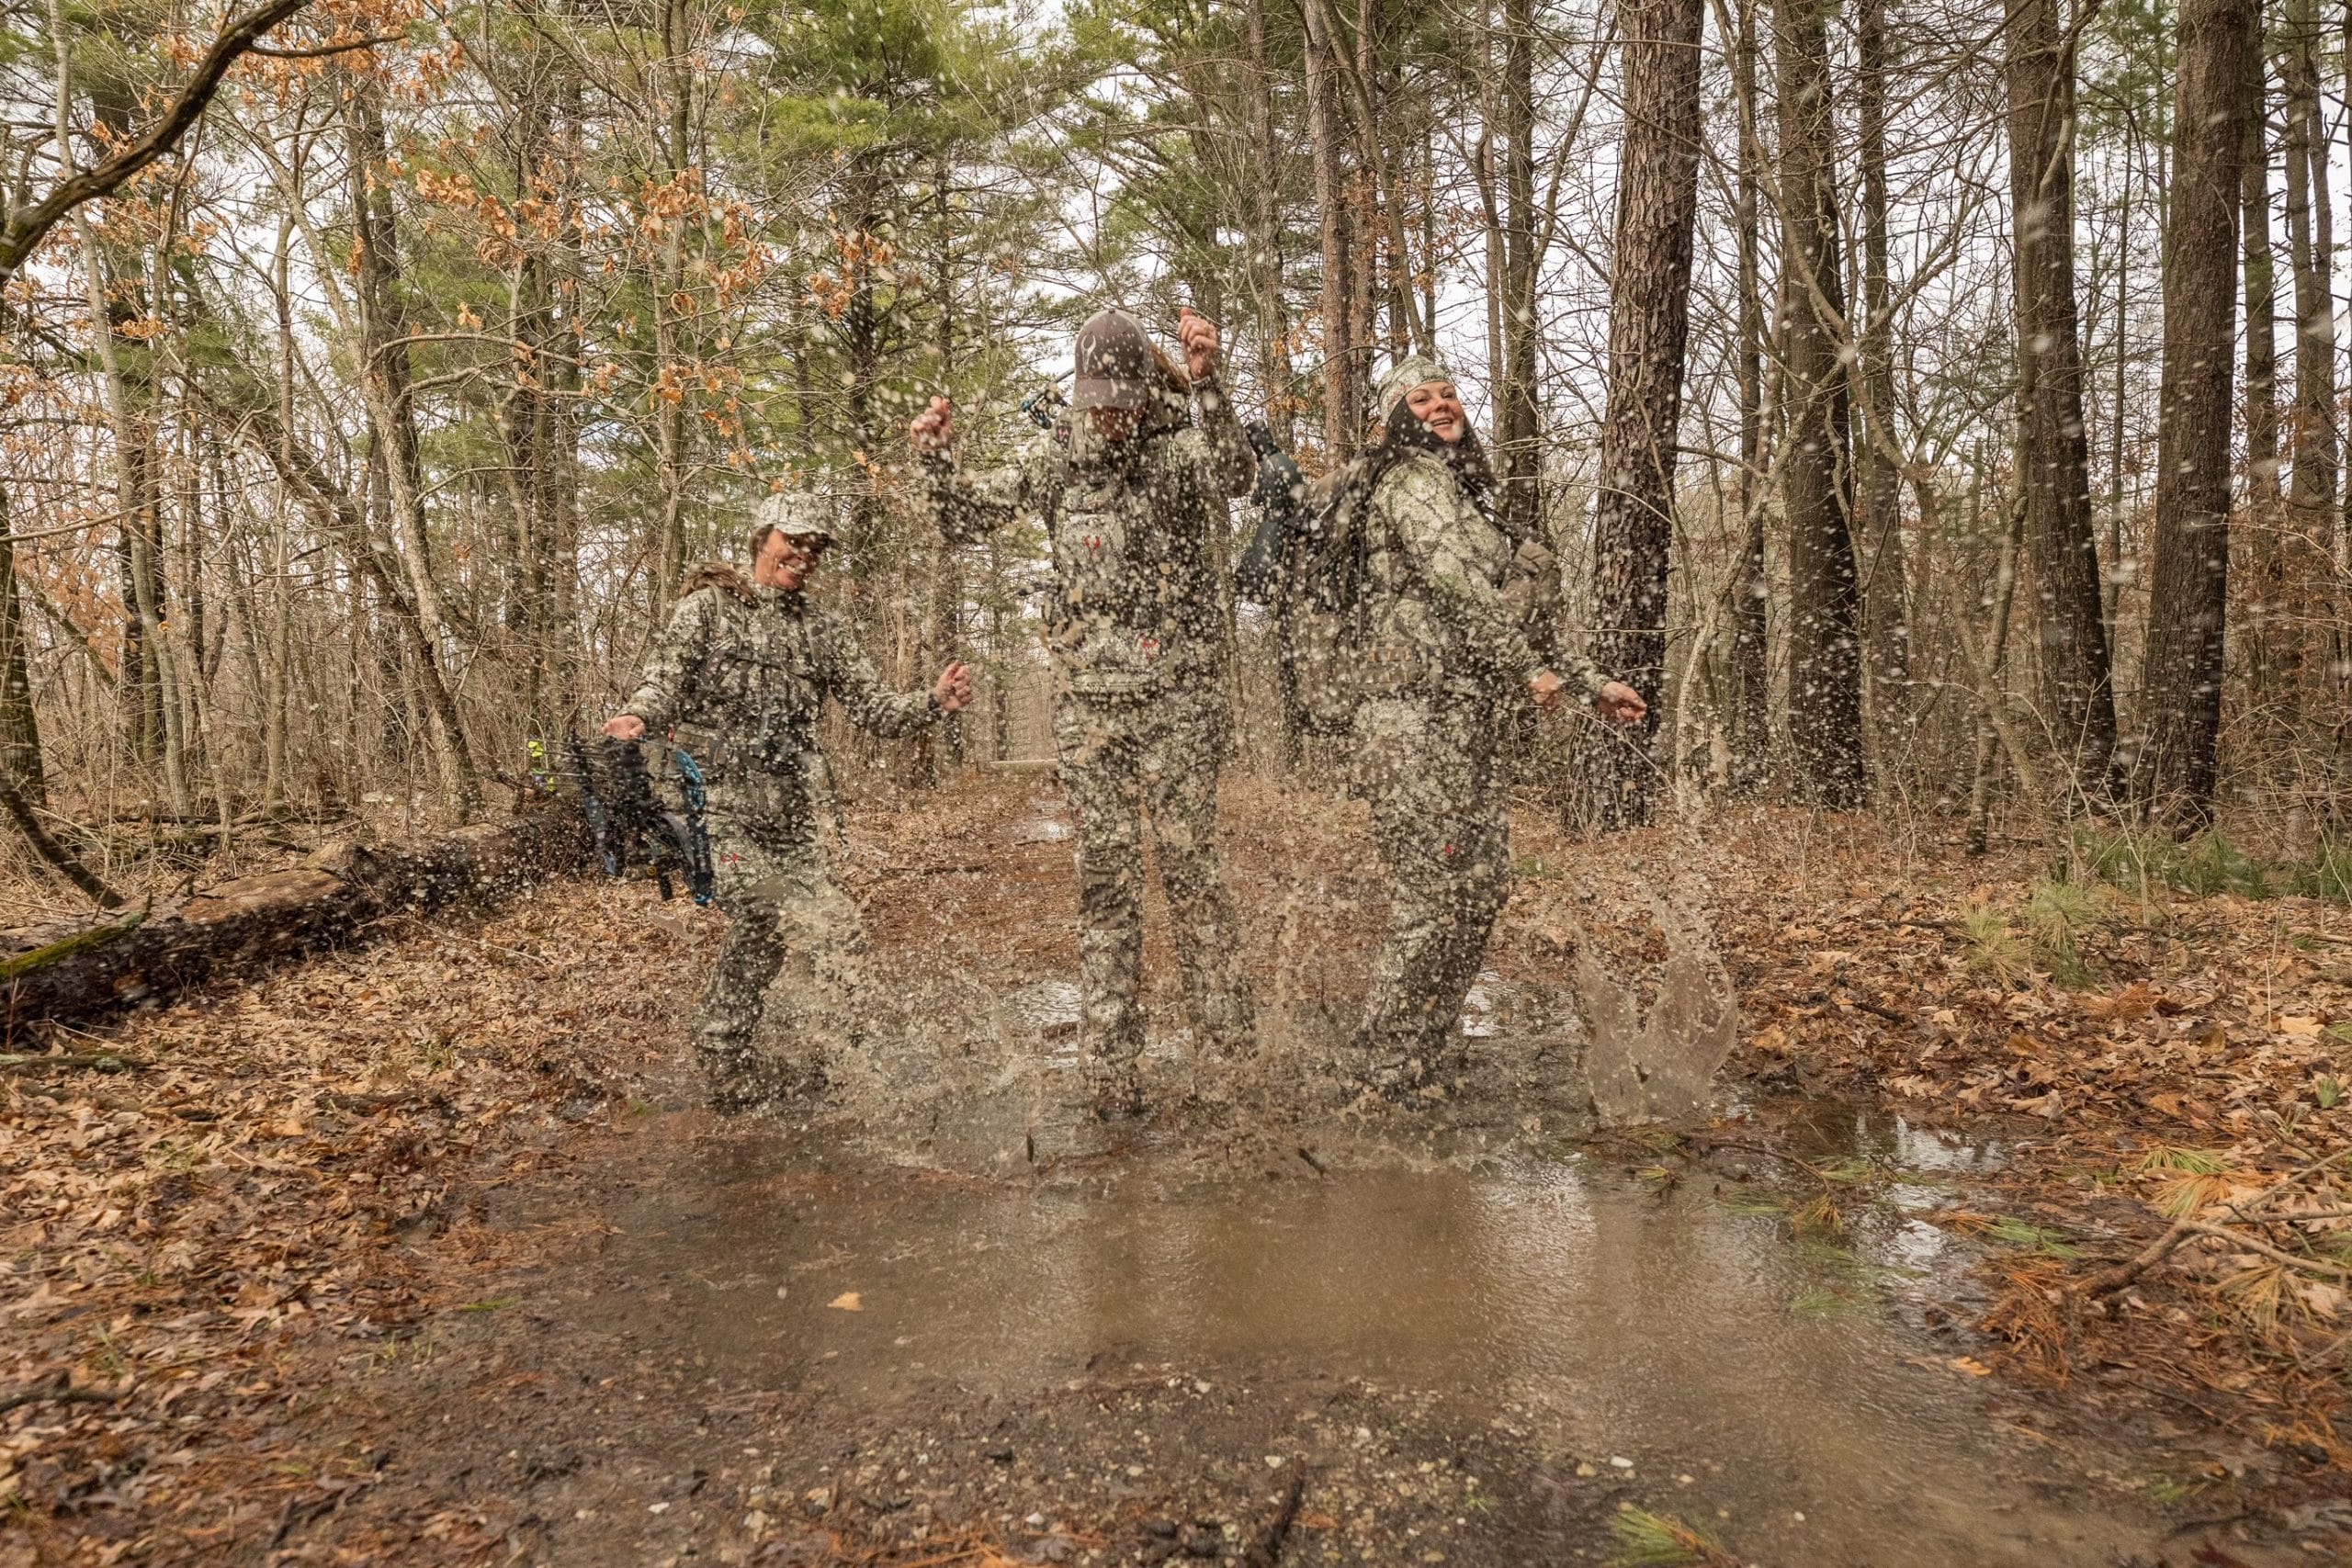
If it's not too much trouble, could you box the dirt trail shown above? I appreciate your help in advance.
[4,774,2344,1565]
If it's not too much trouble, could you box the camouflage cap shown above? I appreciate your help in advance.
[1374,355,1455,423]
[1070,309,1155,412]
[753,490,838,542]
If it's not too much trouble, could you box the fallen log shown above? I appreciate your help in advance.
[1,800,584,1029]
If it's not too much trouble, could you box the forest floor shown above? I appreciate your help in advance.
[4,771,2350,1567]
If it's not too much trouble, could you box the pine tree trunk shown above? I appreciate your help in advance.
[2132,0,2256,823]
[651,0,694,612]
[2241,30,2288,797]
[2007,0,2119,806]
[1855,0,1912,772]
[1244,0,1295,443]
[1585,0,1705,828]
[2277,0,2335,816]
[1497,0,1543,544]
[1771,0,1867,808]
[1302,0,1357,456]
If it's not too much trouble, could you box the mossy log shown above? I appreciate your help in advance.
[0,801,584,1028]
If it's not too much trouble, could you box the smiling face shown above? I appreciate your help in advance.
[1404,380,1466,444]
[755,528,827,592]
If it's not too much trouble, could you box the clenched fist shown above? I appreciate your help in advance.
[910,395,954,454]
[933,660,975,713]
[1177,307,1220,382]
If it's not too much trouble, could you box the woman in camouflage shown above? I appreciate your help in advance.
[1342,357,1647,1099]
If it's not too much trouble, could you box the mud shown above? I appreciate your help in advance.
[288,1094,2303,1568]
[17,779,2327,1566]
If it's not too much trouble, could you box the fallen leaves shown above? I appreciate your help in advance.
[1685,808,2352,1471]
[1,879,712,1561]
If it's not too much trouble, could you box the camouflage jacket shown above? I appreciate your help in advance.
[622,571,939,784]
[1356,452,1608,703]
[923,374,1256,699]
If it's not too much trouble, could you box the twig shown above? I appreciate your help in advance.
[1240,1473,1306,1568]
[0,1050,148,1074]
[2176,1222,2352,1280]
[0,1377,128,1415]
[247,30,403,57]
[2072,1148,2352,1302]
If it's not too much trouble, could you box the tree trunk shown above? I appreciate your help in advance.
[2244,36,2279,513]
[0,480,45,809]
[2276,0,2335,811]
[0,806,584,1026]
[2007,0,2119,807]
[2241,30,2289,795]
[2131,0,2256,823]
[1854,0,1912,771]
[650,0,694,613]
[1244,0,1295,442]
[1302,0,1358,456]
[1583,0,1704,828]
[1727,0,1772,794]
[1771,0,1867,808]
[1497,0,1544,545]
[345,73,481,818]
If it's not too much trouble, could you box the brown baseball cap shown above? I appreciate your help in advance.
[1069,309,1154,412]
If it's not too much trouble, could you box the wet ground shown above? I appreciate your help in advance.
[13,780,2329,1566]
[331,1095,2297,1568]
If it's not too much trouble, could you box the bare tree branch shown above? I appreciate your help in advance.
[0,0,312,288]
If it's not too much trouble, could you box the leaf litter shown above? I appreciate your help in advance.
[3,774,2347,1562]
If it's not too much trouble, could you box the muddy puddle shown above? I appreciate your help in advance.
[477,792,2273,1564]
[508,1112,2222,1568]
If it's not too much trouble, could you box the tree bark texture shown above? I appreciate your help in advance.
[0,484,43,808]
[1585,0,1705,827]
[1245,0,1295,441]
[1771,0,1866,809]
[1302,0,1359,455]
[2274,0,2336,807]
[1497,0,1544,544]
[2240,32,2291,791]
[2007,0,2120,804]
[2132,0,2255,822]
[1727,0,1772,793]
[1854,0,1912,764]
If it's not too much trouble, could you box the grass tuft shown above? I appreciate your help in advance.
[1609,1505,1736,1567]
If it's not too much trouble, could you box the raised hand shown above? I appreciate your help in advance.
[1177,306,1219,382]
[933,660,976,713]
[910,395,955,453]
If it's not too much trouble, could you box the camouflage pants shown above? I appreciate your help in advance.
[1353,695,1510,1069]
[1054,684,1253,1066]
[693,778,869,1093]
